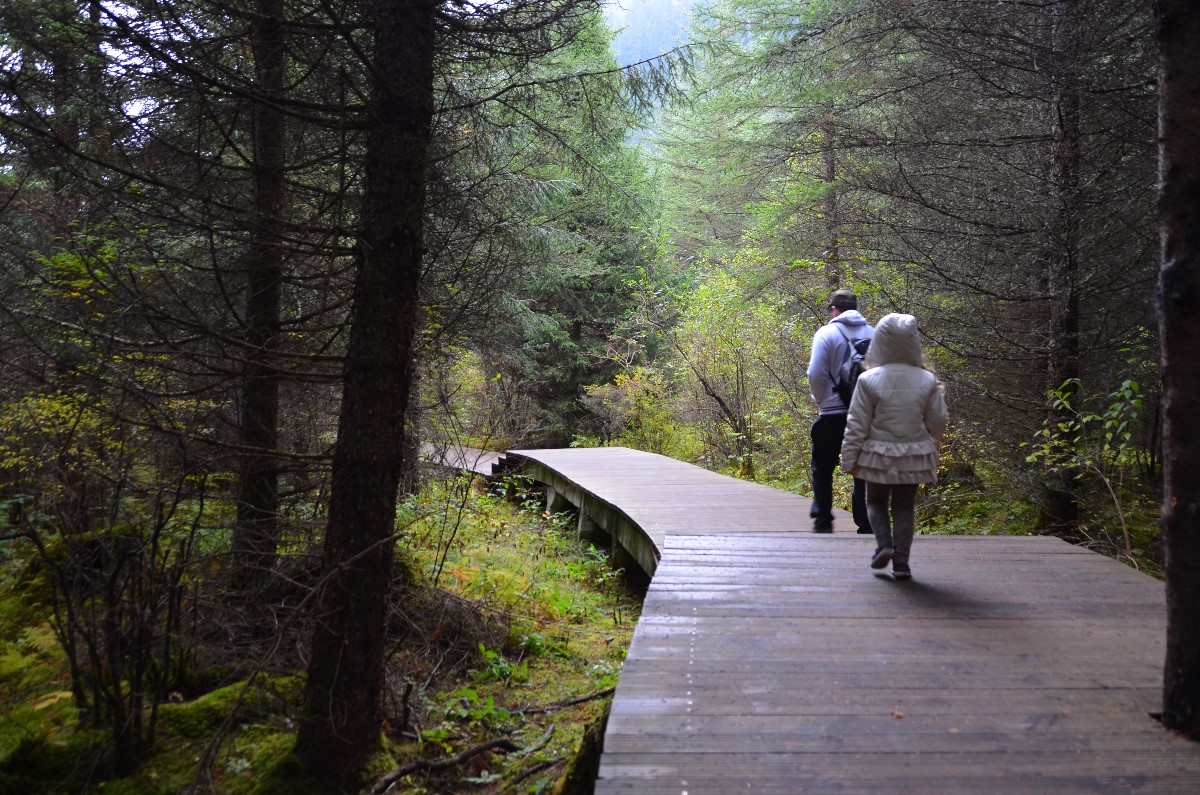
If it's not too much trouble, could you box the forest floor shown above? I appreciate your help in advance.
[0,474,641,794]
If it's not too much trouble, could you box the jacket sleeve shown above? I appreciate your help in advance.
[840,380,874,472]
[807,328,837,406]
[924,379,949,444]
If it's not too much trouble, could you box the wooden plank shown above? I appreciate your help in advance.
[489,448,1200,792]
[419,442,502,475]
[599,533,1200,793]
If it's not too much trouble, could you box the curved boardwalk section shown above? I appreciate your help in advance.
[420,442,503,476]
[503,447,852,576]
[480,447,1199,791]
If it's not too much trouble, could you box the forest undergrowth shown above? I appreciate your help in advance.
[0,473,639,795]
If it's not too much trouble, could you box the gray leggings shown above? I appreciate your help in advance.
[866,482,919,565]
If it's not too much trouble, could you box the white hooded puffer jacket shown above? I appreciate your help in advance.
[840,313,949,484]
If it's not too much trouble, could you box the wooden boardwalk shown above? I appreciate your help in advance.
[599,534,1199,793]
[419,442,503,476]
[466,447,1200,792]
[505,447,853,576]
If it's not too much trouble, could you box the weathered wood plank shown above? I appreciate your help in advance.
[598,532,1199,793]
[419,442,503,475]
[484,448,1199,792]
[505,447,856,577]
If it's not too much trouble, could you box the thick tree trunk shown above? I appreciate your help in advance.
[1041,0,1082,533]
[1156,0,1200,736]
[294,0,436,781]
[230,0,287,593]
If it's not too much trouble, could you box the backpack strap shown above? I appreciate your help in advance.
[833,322,867,343]
[830,322,854,382]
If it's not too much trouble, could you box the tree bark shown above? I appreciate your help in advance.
[1040,0,1083,533]
[1156,0,1200,736]
[294,0,437,781]
[230,0,287,593]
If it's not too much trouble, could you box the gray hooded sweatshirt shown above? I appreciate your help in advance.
[807,309,874,415]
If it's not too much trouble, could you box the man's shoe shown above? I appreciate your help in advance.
[856,527,873,535]
[870,546,894,569]
[893,562,912,580]
[812,520,833,533]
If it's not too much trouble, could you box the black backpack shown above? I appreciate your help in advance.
[833,324,871,407]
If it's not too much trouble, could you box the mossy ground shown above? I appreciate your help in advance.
[0,474,640,794]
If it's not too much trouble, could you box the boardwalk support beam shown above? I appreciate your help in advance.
[507,457,660,577]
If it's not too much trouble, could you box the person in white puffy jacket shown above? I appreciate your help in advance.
[840,313,949,580]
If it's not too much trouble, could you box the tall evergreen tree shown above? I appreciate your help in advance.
[419,11,659,448]
[1156,0,1200,736]
[868,0,1157,531]
[294,0,635,780]
[657,0,1158,525]
[229,0,289,592]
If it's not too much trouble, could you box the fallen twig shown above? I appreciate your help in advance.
[511,756,565,786]
[512,723,555,757]
[517,687,614,715]
[368,737,518,795]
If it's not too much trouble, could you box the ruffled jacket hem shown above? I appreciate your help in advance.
[852,451,942,485]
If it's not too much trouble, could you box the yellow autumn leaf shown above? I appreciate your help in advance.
[34,691,73,711]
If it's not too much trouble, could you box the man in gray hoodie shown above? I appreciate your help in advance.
[805,289,874,533]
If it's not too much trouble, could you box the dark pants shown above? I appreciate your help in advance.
[866,482,919,564]
[810,413,871,532]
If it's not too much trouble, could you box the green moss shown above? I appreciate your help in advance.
[241,752,311,795]
[158,676,301,740]
[0,479,637,794]
[555,700,609,795]
[0,613,80,781]
[0,726,110,793]
[157,683,243,740]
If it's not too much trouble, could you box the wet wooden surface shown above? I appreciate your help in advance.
[597,533,1199,793]
[506,447,854,553]
[419,443,503,476]
[429,445,1200,791]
